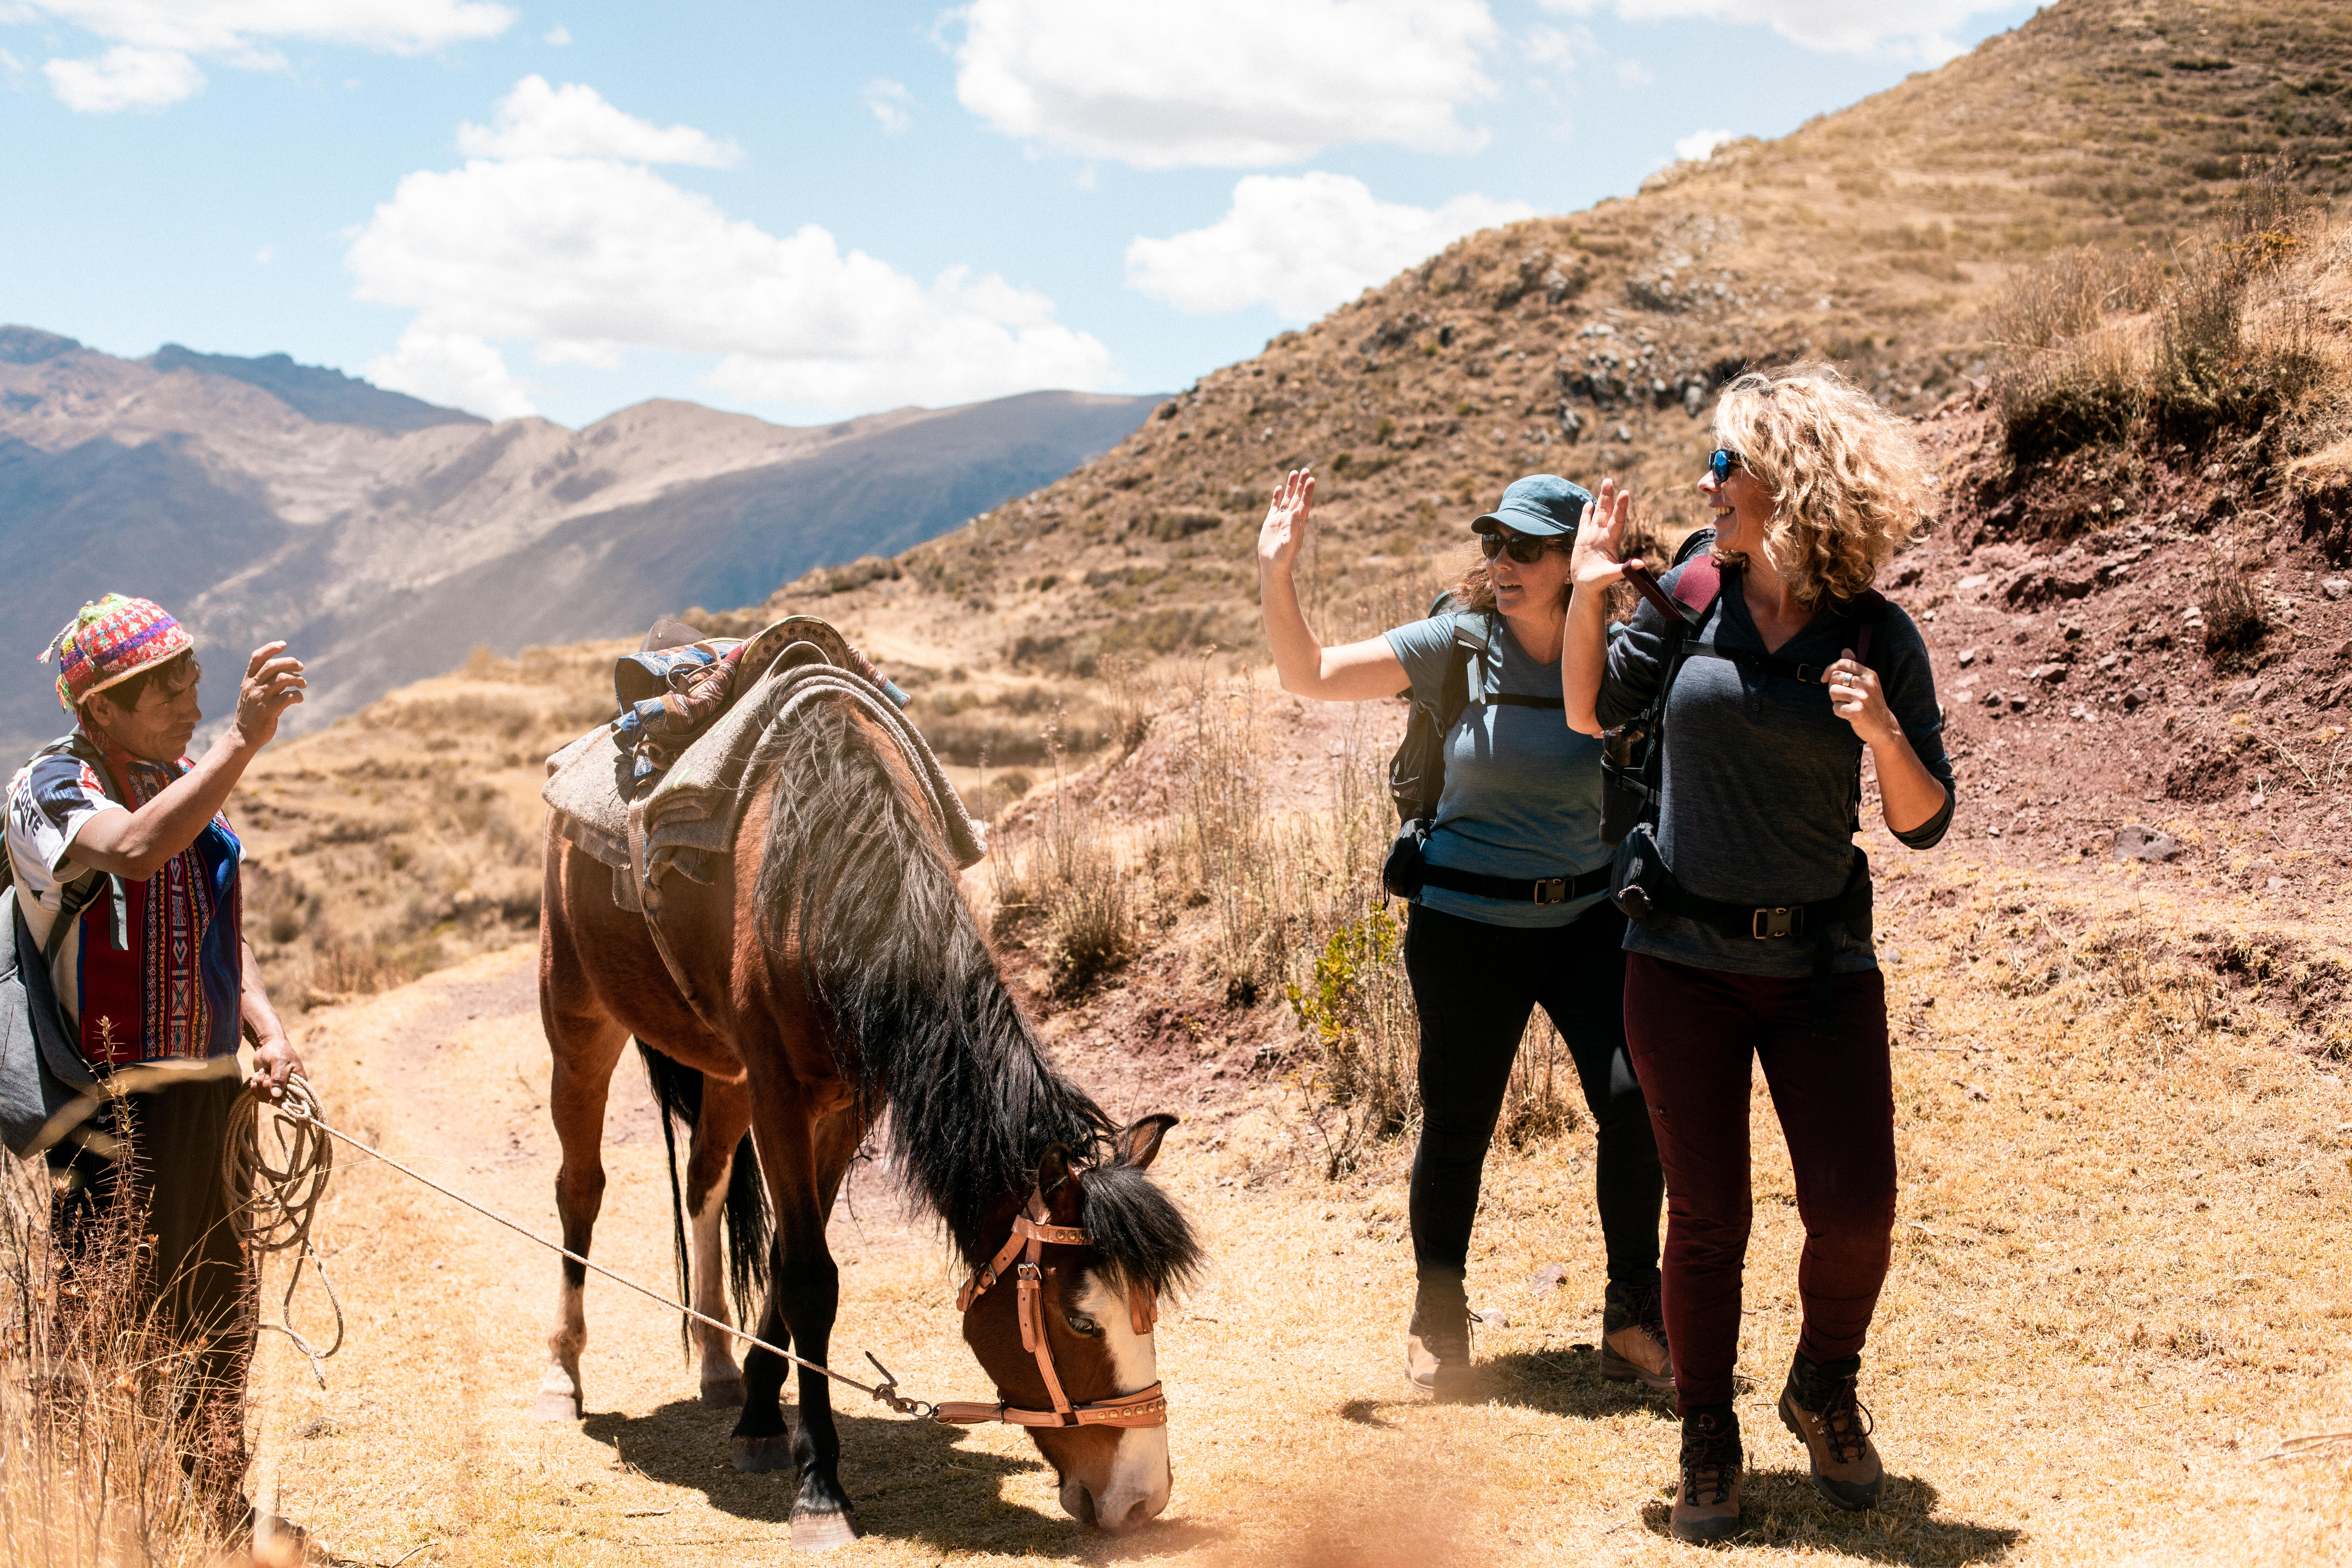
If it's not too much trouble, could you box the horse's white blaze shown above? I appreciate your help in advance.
[689,1162,742,1387]
[1071,1271,1169,1529]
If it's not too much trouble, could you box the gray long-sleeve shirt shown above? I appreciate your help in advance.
[1597,561,1956,978]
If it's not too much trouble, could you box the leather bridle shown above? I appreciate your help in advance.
[931,1182,1166,1430]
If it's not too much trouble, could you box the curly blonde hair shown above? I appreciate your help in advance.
[1711,364,1931,605]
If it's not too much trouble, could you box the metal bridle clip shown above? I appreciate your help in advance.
[863,1352,934,1420]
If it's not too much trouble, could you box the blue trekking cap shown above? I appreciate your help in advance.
[1471,473,1595,538]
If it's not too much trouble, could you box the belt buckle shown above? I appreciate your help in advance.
[1797,663,1820,684]
[1752,906,1800,939]
[1535,877,1567,904]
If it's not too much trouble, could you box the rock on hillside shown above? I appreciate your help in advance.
[0,333,1159,755]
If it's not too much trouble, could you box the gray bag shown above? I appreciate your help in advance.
[0,892,104,1157]
[0,732,125,1157]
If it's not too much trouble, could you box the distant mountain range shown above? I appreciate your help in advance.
[0,326,1159,755]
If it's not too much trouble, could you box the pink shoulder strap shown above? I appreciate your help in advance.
[1673,554,1722,616]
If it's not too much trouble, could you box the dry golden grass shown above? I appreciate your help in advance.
[231,642,624,1007]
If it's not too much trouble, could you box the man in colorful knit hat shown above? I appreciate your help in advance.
[5,594,307,1537]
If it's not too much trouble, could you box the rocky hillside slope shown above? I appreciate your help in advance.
[0,326,1157,756]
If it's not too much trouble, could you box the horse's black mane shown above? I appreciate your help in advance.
[751,698,1200,1298]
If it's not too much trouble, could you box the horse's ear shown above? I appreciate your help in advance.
[1035,1142,1073,1195]
[1113,1114,1179,1171]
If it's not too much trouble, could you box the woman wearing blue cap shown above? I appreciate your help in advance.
[1257,467,1668,1399]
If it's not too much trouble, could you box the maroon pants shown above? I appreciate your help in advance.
[1622,952,1896,1412]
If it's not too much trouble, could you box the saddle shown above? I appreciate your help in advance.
[544,615,984,1034]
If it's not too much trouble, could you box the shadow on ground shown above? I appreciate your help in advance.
[1629,1468,2023,1563]
[584,1400,1226,1560]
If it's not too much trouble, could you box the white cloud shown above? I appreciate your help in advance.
[455,76,739,166]
[1539,0,2012,58]
[16,1,514,54]
[1614,57,1653,86]
[1126,171,1534,321]
[348,80,1114,413]
[542,23,569,45]
[1673,127,1736,162]
[20,1,513,111]
[364,326,536,420]
[254,244,273,263]
[44,43,202,110]
[952,0,1499,169]
[864,77,911,135]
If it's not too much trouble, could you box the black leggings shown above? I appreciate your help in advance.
[1403,901,1662,1291]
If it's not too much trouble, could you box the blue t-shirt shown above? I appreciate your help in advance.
[1384,611,1611,929]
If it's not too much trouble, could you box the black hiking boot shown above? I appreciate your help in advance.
[1777,1351,1883,1511]
[1670,1404,1745,1544]
[1404,1275,1473,1399]
[1599,1276,1675,1392]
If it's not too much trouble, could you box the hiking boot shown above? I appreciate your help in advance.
[1404,1276,1473,1398]
[1777,1351,1883,1511]
[1670,1404,1744,1545]
[1599,1277,1675,1392]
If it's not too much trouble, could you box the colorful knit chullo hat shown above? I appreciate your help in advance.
[38,595,194,712]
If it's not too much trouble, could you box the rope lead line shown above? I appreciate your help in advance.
[221,1077,934,1419]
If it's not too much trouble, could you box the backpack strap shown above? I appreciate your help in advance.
[1440,612,1490,734]
[1671,555,1722,618]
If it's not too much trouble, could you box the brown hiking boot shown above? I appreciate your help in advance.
[1405,1276,1473,1398]
[1777,1352,1883,1511]
[1599,1277,1674,1392]
[1670,1405,1744,1544]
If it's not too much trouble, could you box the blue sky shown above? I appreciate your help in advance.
[1,1,2042,429]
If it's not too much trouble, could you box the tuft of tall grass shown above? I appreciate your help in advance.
[1,1154,237,1567]
[1986,164,2338,464]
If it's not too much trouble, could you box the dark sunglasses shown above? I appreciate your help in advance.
[1479,530,1560,564]
[1707,449,1744,484]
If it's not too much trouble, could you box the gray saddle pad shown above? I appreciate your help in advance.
[543,622,982,910]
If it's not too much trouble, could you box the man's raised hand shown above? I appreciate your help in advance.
[1256,468,1316,573]
[234,641,306,750]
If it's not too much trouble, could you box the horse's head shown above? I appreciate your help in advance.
[959,1114,1200,1532]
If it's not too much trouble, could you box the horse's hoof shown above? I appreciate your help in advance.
[701,1376,746,1409]
[790,1508,860,1552]
[733,1435,795,1474]
[532,1370,583,1422]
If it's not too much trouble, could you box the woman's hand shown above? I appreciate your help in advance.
[232,641,306,751]
[1257,469,1315,574]
[1569,477,1643,592]
[1826,651,1899,748]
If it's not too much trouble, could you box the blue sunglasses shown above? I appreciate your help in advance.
[1707,449,1744,483]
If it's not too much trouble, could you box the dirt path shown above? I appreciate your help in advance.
[248,840,2352,1567]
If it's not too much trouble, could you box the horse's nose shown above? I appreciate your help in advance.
[1112,1496,1154,1531]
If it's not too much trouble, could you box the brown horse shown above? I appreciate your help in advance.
[535,691,1201,1547]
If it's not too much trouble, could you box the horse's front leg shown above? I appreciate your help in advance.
[733,1092,859,1548]
[536,1012,627,1420]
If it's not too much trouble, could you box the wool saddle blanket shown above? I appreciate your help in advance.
[543,618,983,919]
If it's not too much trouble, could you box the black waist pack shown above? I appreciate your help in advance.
[1608,824,1875,1036]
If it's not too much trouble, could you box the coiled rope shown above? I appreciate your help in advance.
[219,1075,932,1418]
[221,1076,344,1386]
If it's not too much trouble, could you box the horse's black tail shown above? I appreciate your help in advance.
[636,1041,772,1350]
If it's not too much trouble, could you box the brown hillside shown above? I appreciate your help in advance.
[231,0,2352,1008]
[760,0,2352,710]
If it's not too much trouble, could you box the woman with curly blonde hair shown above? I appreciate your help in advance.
[1560,365,1955,1544]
